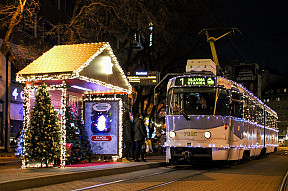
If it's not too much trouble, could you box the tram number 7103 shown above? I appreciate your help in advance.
[184,132,197,136]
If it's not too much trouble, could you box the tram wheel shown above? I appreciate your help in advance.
[169,159,175,166]
[258,148,267,159]
[241,150,250,162]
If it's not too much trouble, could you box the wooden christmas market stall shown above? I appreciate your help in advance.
[17,42,132,168]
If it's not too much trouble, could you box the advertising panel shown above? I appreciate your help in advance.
[234,64,259,96]
[84,100,119,155]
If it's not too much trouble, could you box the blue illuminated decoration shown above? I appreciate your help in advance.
[91,112,111,133]
[97,115,107,132]
[15,131,23,157]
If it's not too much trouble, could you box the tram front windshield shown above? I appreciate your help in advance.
[168,87,229,116]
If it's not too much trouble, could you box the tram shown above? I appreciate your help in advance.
[165,59,278,164]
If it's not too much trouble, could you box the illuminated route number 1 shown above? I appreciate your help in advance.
[180,78,184,85]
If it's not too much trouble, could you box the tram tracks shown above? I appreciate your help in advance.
[71,167,178,191]
[278,169,288,191]
[71,166,217,191]
[137,168,214,191]
[70,155,288,191]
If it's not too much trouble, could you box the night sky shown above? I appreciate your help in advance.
[192,0,288,74]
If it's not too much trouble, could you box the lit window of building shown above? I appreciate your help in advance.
[149,22,153,47]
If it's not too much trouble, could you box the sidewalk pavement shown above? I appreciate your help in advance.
[0,157,21,166]
[2,148,287,191]
[0,155,167,191]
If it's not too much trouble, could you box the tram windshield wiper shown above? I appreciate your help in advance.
[180,109,190,121]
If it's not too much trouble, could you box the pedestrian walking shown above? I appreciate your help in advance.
[122,111,133,162]
[133,113,147,162]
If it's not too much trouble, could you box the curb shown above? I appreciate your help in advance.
[0,162,168,191]
[0,161,21,166]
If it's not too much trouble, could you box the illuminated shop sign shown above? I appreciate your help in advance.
[84,101,119,155]
[127,71,159,86]
[175,76,216,86]
[11,85,24,102]
[135,71,148,75]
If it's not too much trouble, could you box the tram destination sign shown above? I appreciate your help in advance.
[175,76,216,86]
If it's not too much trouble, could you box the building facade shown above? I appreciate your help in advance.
[0,0,73,151]
[261,68,288,146]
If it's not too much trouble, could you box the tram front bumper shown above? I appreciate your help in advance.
[168,147,212,162]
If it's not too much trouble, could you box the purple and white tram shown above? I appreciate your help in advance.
[165,61,278,164]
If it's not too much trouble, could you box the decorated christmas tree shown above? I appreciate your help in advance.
[23,83,60,167]
[65,107,91,163]
[15,130,23,157]
[77,117,92,162]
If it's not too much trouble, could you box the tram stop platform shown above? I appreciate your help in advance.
[0,155,167,191]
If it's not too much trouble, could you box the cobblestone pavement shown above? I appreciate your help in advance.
[22,153,288,191]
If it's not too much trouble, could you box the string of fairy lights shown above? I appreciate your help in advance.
[16,43,132,94]
[21,82,126,167]
[21,81,68,168]
[18,42,132,168]
[21,84,31,168]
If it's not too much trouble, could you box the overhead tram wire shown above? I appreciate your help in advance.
[197,0,250,64]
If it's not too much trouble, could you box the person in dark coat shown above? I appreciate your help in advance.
[122,111,133,162]
[133,113,147,162]
[196,96,213,114]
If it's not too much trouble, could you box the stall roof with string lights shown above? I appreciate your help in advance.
[16,42,131,168]
[17,42,132,94]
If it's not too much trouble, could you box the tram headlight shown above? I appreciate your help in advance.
[204,131,211,139]
[169,131,176,138]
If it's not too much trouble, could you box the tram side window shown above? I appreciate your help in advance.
[230,91,243,118]
[172,93,181,114]
[271,115,275,129]
[273,116,277,129]
[251,103,256,122]
[215,90,230,116]
[272,116,276,129]
[244,96,249,120]
[167,90,173,115]
[263,110,271,127]
[267,114,272,128]
[253,103,260,123]
[255,106,263,124]
[248,98,254,121]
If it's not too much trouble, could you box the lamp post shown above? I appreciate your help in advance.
[5,52,10,152]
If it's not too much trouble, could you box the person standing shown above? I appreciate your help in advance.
[133,113,147,162]
[122,111,133,162]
